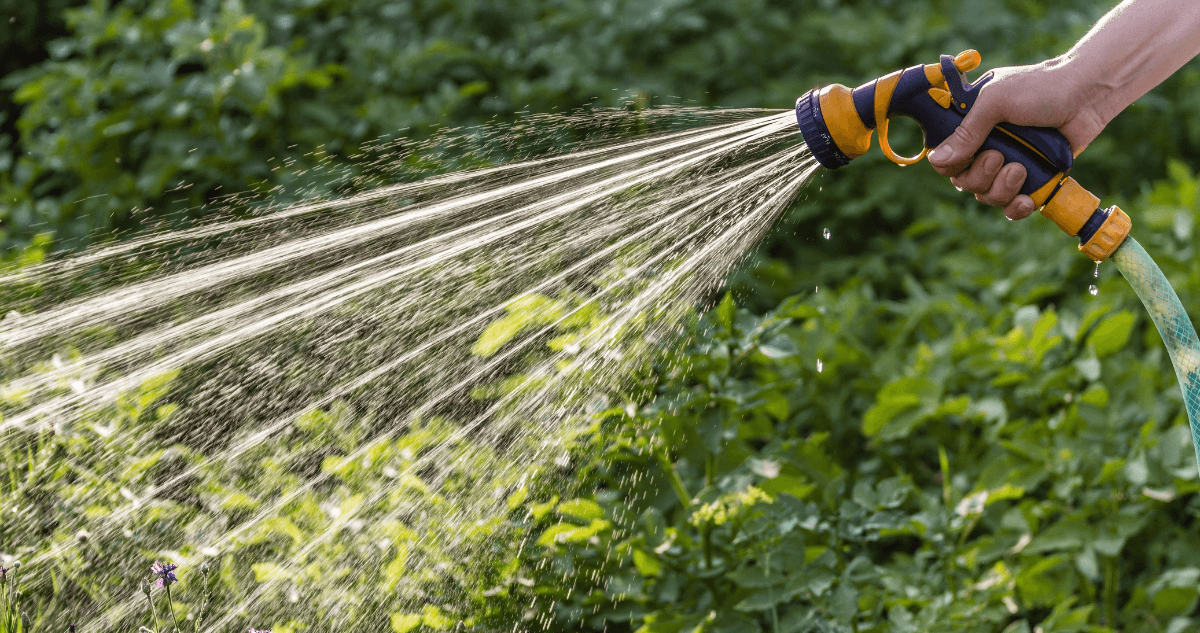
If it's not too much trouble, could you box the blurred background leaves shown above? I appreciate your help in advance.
[8,1,1200,632]
[5,0,1200,254]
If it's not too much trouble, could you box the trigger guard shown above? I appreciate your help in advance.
[878,116,927,166]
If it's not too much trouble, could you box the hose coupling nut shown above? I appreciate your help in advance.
[1080,205,1131,262]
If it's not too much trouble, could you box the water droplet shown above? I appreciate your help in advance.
[818,186,823,191]
[816,359,824,372]
[822,228,831,240]
[1094,262,1100,278]
[814,285,819,293]
[1088,284,1099,296]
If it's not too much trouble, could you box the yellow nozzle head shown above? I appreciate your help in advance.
[816,84,873,160]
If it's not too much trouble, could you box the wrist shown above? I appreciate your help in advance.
[1047,53,1120,127]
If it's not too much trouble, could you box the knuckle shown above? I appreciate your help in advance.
[956,167,990,194]
[1001,165,1026,190]
[951,125,979,147]
[975,192,999,207]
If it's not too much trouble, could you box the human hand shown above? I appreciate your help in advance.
[927,58,1108,220]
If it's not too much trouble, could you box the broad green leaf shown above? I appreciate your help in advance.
[422,605,454,630]
[862,378,941,438]
[558,498,604,522]
[758,475,815,501]
[1152,587,1199,617]
[472,294,565,357]
[1025,513,1091,554]
[716,292,735,330]
[251,563,288,582]
[536,519,610,546]
[1016,555,1076,608]
[632,549,662,577]
[506,486,528,510]
[728,565,784,589]
[390,614,421,633]
[1090,311,1136,357]
[759,335,797,359]
[530,495,559,520]
[984,483,1025,506]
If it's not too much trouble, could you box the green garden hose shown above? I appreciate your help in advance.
[1110,236,1200,470]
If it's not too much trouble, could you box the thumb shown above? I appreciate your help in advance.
[927,100,1002,176]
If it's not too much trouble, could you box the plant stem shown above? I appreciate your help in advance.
[1103,556,1119,626]
[164,584,184,632]
[194,588,211,633]
[702,522,714,570]
[146,591,161,633]
[6,568,16,633]
[652,445,690,508]
[2,579,10,633]
[766,553,780,633]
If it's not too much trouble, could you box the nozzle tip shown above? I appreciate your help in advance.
[795,89,851,170]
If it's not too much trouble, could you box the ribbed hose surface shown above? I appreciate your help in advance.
[1110,235,1200,473]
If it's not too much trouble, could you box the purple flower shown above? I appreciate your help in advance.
[150,561,178,588]
[249,629,272,633]
[0,567,7,579]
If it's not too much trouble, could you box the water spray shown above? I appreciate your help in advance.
[795,50,1200,473]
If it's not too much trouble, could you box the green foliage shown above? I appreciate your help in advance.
[8,1,1200,632]
[477,165,1200,632]
[8,0,1200,253]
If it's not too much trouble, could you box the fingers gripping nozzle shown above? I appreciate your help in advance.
[794,49,1131,261]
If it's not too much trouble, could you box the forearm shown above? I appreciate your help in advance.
[1057,0,1200,124]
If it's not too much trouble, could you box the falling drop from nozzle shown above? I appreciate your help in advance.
[1094,262,1100,278]
[1088,284,1099,296]
[823,228,831,240]
[816,359,824,372]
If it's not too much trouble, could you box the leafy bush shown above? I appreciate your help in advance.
[8,1,1200,632]
[7,0,1200,253]
[478,165,1200,632]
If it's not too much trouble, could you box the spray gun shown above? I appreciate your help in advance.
[795,51,1200,475]
[794,50,1130,262]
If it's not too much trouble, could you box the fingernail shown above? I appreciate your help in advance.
[929,146,954,163]
[986,154,1002,171]
[1007,169,1023,186]
[1019,200,1034,215]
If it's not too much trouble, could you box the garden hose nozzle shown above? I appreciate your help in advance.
[795,50,1131,262]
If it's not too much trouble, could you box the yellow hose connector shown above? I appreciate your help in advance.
[1039,177,1131,262]
[1080,206,1132,262]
